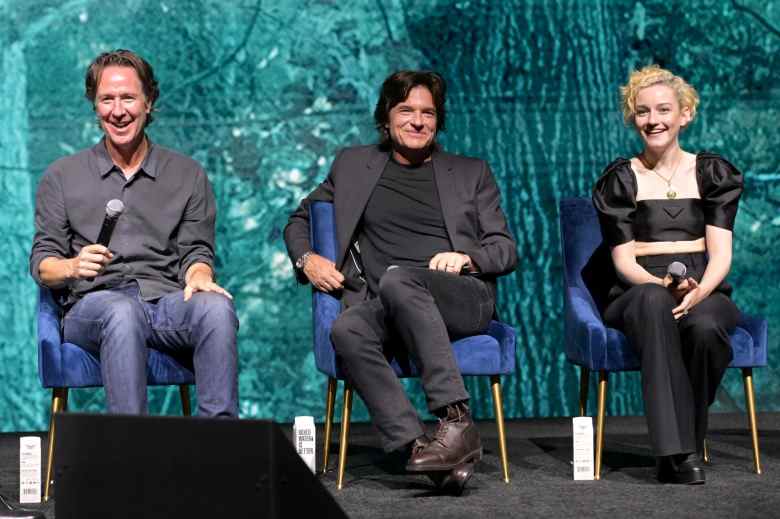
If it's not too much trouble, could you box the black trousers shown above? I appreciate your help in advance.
[603,253,738,456]
[330,266,495,452]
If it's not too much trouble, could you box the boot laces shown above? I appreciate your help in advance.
[431,404,466,447]
[431,418,451,447]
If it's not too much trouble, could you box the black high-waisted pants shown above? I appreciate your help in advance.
[603,252,738,457]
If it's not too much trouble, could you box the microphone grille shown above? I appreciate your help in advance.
[105,199,125,218]
[668,261,687,278]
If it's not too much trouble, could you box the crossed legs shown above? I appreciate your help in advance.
[330,267,494,452]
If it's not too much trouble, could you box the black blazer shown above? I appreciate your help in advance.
[284,145,518,306]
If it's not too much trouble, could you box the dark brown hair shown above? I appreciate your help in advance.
[85,49,160,125]
[373,70,447,149]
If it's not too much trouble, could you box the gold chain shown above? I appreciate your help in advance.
[641,152,683,199]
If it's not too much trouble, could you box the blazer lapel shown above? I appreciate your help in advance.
[335,147,388,267]
[432,151,458,246]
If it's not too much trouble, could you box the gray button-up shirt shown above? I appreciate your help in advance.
[30,138,216,307]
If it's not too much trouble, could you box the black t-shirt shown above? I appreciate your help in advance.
[359,158,452,295]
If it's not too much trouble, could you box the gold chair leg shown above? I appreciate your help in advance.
[742,368,762,474]
[579,366,590,417]
[44,387,69,502]
[179,385,191,416]
[322,377,337,474]
[702,438,710,464]
[594,371,608,480]
[490,375,510,483]
[336,385,353,490]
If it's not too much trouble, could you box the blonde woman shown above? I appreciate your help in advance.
[593,65,743,484]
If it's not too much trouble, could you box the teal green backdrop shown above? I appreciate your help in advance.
[1,0,778,431]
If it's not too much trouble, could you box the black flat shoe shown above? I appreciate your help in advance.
[656,453,705,485]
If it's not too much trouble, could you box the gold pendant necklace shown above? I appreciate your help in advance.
[643,153,682,199]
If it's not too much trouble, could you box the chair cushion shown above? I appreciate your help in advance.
[567,324,765,372]
[314,318,515,379]
[44,342,195,389]
[38,287,195,389]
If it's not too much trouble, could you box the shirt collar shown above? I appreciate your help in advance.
[95,136,158,179]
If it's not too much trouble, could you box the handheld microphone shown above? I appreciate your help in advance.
[96,199,125,247]
[667,261,687,287]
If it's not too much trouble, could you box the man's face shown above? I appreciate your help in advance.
[94,66,150,151]
[386,85,437,155]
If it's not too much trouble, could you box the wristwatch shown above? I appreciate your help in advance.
[295,251,314,270]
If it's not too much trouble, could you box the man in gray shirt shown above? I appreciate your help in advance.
[30,49,238,416]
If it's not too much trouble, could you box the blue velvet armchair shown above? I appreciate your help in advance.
[309,201,517,489]
[559,197,767,479]
[37,286,195,500]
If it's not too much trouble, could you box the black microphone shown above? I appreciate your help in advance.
[667,261,687,287]
[96,199,125,247]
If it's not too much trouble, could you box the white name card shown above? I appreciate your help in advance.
[572,417,594,481]
[20,436,41,503]
[294,416,316,474]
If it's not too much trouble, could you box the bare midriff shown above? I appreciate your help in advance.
[634,237,706,257]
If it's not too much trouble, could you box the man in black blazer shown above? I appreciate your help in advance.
[285,71,517,489]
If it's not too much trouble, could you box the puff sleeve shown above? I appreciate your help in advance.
[698,153,743,231]
[592,159,637,247]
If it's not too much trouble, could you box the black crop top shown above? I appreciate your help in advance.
[592,153,743,247]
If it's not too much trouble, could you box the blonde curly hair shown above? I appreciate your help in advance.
[620,65,699,125]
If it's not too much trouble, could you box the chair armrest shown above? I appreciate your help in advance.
[486,320,517,374]
[309,201,342,377]
[312,291,341,377]
[737,312,769,366]
[38,287,64,387]
[563,286,608,367]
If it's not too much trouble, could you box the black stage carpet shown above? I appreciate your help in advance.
[1,413,778,518]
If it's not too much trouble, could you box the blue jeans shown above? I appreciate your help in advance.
[63,282,238,417]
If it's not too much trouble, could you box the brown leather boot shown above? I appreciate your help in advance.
[406,402,482,472]
[409,435,429,457]
[426,461,475,496]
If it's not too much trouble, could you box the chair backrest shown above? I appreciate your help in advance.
[309,201,341,376]
[559,197,603,305]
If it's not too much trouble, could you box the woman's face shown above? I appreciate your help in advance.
[633,84,691,153]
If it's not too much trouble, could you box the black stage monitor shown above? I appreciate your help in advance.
[53,413,347,519]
